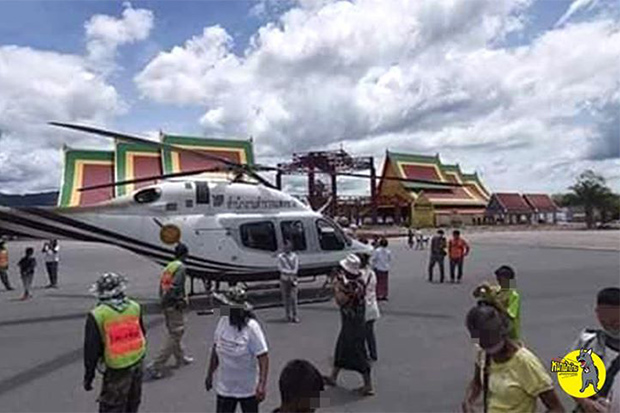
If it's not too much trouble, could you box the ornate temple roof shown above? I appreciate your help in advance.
[58,136,253,207]
[379,151,490,207]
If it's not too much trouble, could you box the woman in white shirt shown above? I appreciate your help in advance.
[371,238,391,301]
[42,239,60,288]
[359,252,380,361]
[206,287,269,413]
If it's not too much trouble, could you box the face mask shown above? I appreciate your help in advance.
[485,340,506,355]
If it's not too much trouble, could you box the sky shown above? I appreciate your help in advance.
[0,0,618,195]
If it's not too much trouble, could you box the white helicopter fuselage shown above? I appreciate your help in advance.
[0,180,370,282]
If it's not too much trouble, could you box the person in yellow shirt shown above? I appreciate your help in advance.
[473,266,521,341]
[462,305,564,413]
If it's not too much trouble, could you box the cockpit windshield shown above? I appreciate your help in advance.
[316,217,352,250]
[134,187,161,204]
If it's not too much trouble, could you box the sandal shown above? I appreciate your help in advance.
[356,386,375,396]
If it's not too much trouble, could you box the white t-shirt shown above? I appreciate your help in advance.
[43,243,59,263]
[371,247,391,272]
[277,252,299,278]
[214,316,269,398]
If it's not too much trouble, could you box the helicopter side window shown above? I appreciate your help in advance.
[134,188,161,204]
[316,219,346,251]
[281,221,307,251]
[196,182,210,204]
[240,222,277,252]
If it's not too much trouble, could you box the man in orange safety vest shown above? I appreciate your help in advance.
[84,272,146,412]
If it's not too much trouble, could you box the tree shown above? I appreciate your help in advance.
[565,170,615,228]
[601,192,620,222]
[551,193,569,208]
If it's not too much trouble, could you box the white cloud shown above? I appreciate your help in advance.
[134,0,620,193]
[0,4,155,194]
[0,46,125,193]
[85,2,154,71]
[135,26,239,105]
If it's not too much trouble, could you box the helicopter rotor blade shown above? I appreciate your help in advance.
[78,166,233,192]
[332,171,463,187]
[49,122,277,189]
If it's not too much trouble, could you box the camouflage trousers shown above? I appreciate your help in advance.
[152,306,186,369]
[98,361,143,413]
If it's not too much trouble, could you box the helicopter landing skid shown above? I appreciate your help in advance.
[192,276,333,314]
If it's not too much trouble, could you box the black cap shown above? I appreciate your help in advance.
[495,265,515,279]
[597,287,620,306]
[175,243,189,259]
[279,359,324,404]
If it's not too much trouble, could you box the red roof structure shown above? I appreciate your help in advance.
[523,194,558,213]
[491,193,534,214]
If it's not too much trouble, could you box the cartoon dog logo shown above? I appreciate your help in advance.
[576,348,599,393]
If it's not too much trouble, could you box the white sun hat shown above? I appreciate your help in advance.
[339,253,362,276]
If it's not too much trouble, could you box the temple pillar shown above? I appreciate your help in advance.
[370,160,378,225]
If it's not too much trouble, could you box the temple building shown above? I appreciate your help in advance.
[377,151,491,227]
[58,136,253,207]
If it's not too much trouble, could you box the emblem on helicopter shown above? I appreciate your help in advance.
[160,224,181,245]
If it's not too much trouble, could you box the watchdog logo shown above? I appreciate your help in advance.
[551,348,607,398]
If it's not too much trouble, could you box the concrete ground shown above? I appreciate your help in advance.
[0,230,618,412]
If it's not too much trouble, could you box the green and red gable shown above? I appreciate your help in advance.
[58,149,115,207]
[161,135,254,176]
[387,152,446,183]
[58,135,254,206]
[462,172,491,201]
[115,143,162,197]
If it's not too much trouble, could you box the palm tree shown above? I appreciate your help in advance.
[565,170,614,228]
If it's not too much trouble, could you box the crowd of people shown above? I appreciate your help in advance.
[0,238,61,300]
[18,231,607,413]
[83,243,327,413]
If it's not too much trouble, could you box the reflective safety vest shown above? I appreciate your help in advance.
[160,260,182,294]
[91,300,146,370]
[0,249,7,269]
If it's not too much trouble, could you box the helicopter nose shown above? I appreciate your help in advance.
[350,238,372,252]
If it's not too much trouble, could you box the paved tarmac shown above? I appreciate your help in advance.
[0,231,618,412]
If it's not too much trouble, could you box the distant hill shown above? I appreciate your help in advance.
[0,191,58,207]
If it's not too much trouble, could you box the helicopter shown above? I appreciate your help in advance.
[0,122,462,286]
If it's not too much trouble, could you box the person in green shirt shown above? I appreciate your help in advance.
[473,266,521,341]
